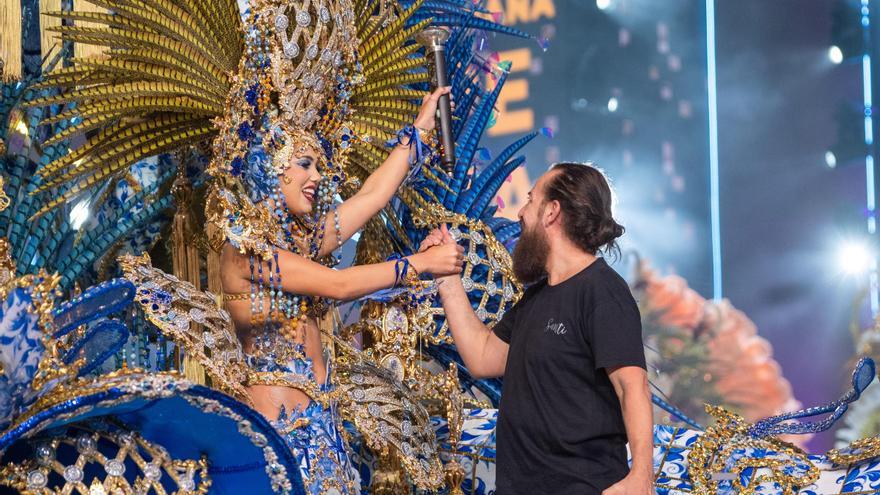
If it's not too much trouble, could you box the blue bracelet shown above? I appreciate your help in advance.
[385,124,432,184]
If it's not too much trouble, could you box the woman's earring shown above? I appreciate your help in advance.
[282,174,293,185]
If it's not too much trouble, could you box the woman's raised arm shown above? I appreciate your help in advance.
[316,86,451,257]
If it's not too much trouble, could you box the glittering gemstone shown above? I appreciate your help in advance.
[301,73,314,88]
[314,78,325,92]
[252,433,267,447]
[490,257,501,270]
[476,308,489,321]
[306,44,319,60]
[189,308,206,324]
[35,443,55,465]
[274,14,289,31]
[173,315,189,330]
[179,474,195,491]
[26,470,47,489]
[144,463,162,481]
[400,442,413,456]
[420,458,431,472]
[296,9,311,26]
[385,306,406,332]
[117,431,134,446]
[319,6,331,23]
[283,42,300,59]
[175,287,191,299]
[335,13,343,25]
[351,373,365,384]
[351,388,365,400]
[203,331,216,347]
[503,284,514,300]
[461,277,473,291]
[377,422,390,436]
[485,281,497,294]
[105,460,125,477]
[76,435,96,454]
[321,49,332,62]
[449,227,461,240]
[64,465,84,483]
[368,403,381,417]
[333,52,343,68]
[401,420,412,436]
[471,231,484,243]
[467,252,481,265]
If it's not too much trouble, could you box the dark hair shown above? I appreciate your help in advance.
[542,162,625,257]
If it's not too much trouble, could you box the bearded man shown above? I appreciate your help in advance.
[423,162,654,495]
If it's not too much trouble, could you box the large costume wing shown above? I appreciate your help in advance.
[119,253,251,403]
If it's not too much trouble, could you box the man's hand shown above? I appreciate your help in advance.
[601,470,654,495]
[419,228,445,252]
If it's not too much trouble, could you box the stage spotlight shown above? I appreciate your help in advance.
[829,45,844,64]
[825,150,838,168]
[607,97,619,112]
[596,0,611,10]
[69,198,91,230]
[840,242,873,275]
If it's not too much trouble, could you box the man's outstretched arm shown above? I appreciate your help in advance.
[437,275,509,378]
[424,226,510,379]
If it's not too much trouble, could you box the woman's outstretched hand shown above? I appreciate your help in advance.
[413,86,452,132]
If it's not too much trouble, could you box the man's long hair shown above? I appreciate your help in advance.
[544,162,625,258]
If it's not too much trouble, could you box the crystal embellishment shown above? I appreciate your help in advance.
[105,460,125,477]
[283,42,300,59]
[179,474,195,491]
[189,308,206,323]
[76,435,96,455]
[27,471,47,489]
[144,463,162,481]
[306,44,319,60]
[296,10,311,26]
[64,466,84,483]
[35,443,55,465]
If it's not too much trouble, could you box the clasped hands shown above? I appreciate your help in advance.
[412,225,462,285]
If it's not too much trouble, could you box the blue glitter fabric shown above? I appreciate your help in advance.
[248,344,360,494]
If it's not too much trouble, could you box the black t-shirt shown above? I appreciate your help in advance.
[492,258,646,495]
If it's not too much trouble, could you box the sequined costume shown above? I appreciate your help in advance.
[247,326,361,493]
[12,0,535,489]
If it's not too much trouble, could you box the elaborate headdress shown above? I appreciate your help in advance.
[25,0,433,261]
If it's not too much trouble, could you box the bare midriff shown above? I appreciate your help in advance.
[224,299,328,420]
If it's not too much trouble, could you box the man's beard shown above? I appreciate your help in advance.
[512,221,549,284]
